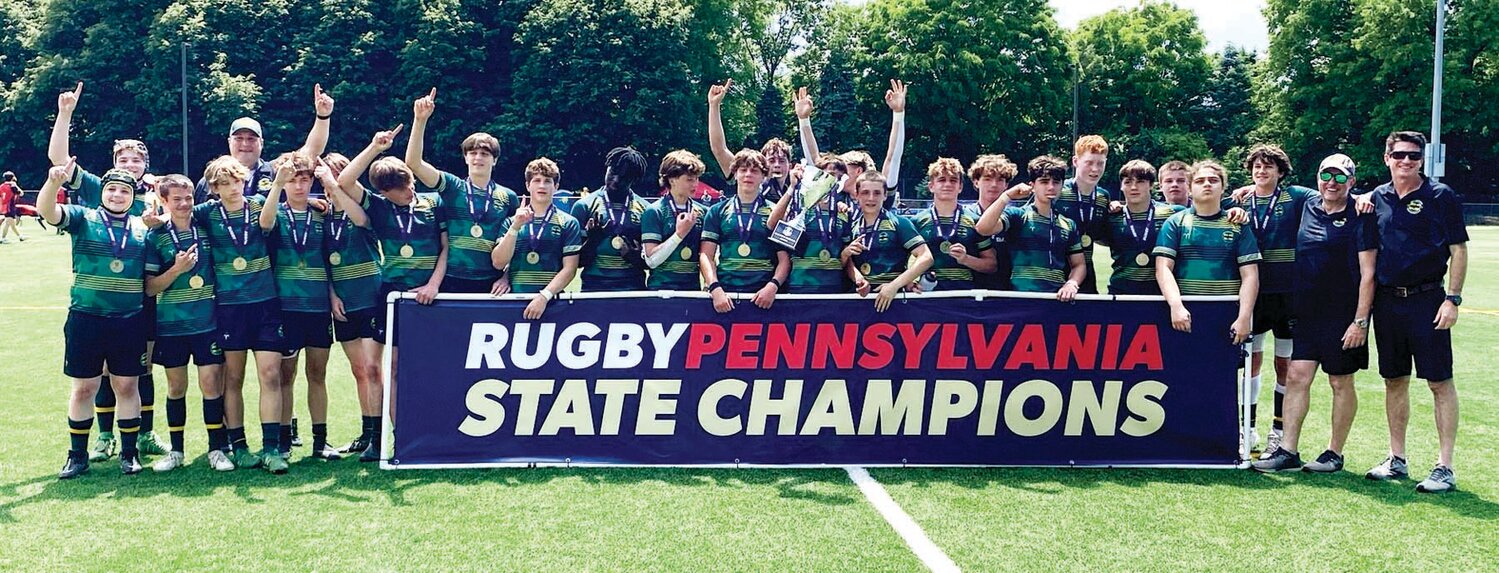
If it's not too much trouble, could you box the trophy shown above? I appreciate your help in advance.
[770,165,838,250]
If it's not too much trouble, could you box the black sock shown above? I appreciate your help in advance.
[262,422,281,453]
[1250,404,1259,430]
[118,417,141,458]
[362,416,378,441]
[204,397,227,452]
[1273,385,1285,432]
[279,424,293,454]
[166,396,187,452]
[139,373,156,432]
[68,418,92,455]
[312,423,328,453]
[229,426,248,451]
[94,383,116,433]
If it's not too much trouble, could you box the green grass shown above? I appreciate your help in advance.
[2,224,1497,571]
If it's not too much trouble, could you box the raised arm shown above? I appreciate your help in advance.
[147,244,198,296]
[317,160,368,227]
[37,158,74,226]
[975,185,1028,236]
[49,82,83,168]
[405,88,442,188]
[492,199,531,270]
[880,80,907,186]
[260,160,293,230]
[300,83,335,158]
[706,80,736,178]
[340,125,405,205]
[794,86,820,162]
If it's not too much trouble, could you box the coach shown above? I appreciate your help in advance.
[1363,131,1467,493]
[194,85,334,203]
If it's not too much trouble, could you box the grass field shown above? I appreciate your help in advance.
[2,224,1497,571]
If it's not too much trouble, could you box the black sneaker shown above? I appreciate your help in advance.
[120,455,143,475]
[59,454,90,480]
[338,436,371,455]
[290,418,303,447]
[359,441,381,463]
[1251,448,1303,473]
[1303,450,1345,473]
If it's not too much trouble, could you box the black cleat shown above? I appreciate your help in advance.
[59,454,90,480]
[359,442,381,463]
[338,437,371,455]
[120,455,143,475]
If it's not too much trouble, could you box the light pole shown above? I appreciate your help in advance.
[1428,0,1446,181]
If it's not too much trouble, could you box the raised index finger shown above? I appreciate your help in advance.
[74,81,84,97]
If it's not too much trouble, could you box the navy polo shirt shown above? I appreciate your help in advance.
[1294,197,1377,323]
[1371,178,1468,287]
[965,200,1013,290]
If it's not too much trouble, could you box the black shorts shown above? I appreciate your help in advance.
[215,300,286,353]
[143,297,157,342]
[1252,292,1297,338]
[281,310,334,355]
[1374,288,1454,381]
[63,309,149,378]
[153,332,226,368]
[441,276,498,294]
[334,307,385,342]
[1291,322,1369,376]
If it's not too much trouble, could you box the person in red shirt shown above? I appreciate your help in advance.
[0,171,25,243]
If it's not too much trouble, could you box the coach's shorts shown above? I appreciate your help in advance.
[1374,288,1453,382]
[1252,292,1297,338]
[64,309,149,378]
[215,300,286,353]
[153,332,226,369]
[334,307,384,343]
[281,310,334,356]
[441,276,499,294]
[1291,321,1369,376]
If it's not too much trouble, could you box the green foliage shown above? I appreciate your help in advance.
[1073,1,1213,136]
[1200,46,1257,157]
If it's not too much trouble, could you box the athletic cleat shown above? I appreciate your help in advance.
[1365,455,1408,481]
[1303,450,1345,473]
[59,454,90,479]
[1416,465,1456,493]
[88,431,116,462]
[1261,429,1283,459]
[152,451,185,472]
[1248,429,1261,453]
[311,446,343,461]
[231,447,263,469]
[290,419,303,447]
[338,437,371,455]
[207,449,236,472]
[1251,449,1302,473]
[359,442,380,463]
[136,432,169,456]
[262,450,289,474]
[121,455,143,475]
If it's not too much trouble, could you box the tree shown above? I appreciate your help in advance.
[501,0,706,189]
[857,0,1072,191]
[1200,45,1256,157]
[787,2,871,156]
[1071,1,1213,168]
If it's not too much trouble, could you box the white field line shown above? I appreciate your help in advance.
[844,466,960,573]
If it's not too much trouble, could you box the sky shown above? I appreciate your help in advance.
[1051,0,1269,53]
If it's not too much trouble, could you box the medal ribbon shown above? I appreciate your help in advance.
[166,221,200,272]
[735,193,763,242]
[527,204,555,253]
[931,205,958,244]
[217,201,253,247]
[1249,188,1283,234]
[286,206,312,254]
[98,208,130,259]
[393,202,416,241]
[1125,201,1156,246]
[465,179,493,223]
[327,212,349,250]
[856,210,885,249]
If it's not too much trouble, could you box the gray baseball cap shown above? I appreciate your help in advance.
[229,117,263,138]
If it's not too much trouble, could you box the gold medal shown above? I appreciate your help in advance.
[680,246,692,260]
[737,243,751,257]
[939,241,952,254]
[189,275,205,289]
[329,252,342,266]
[860,263,872,275]
[232,256,247,271]
[1081,234,1093,248]
[470,224,484,238]
[611,236,624,250]
[1136,252,1150,266]
[400,245,414,258]
[109,259,125,274]
[819,249,831,261]
[526,251,540,265]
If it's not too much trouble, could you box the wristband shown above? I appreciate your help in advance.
[708,282,723,293]
[539,289,555,300]
[316,113,332,120]
[768,278,783,290]
[797,117,812,129]
[892,111,906,123]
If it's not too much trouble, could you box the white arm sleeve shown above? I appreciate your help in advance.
[645,233,683,269]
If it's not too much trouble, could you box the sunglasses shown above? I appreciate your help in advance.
[1389,151,1423,161]
[1319,171,1350,184]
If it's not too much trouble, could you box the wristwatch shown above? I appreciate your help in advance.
[1446,294,1463,307]
[1354,316,1371,329]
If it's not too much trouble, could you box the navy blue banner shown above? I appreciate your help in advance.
[388,292,1244,467]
